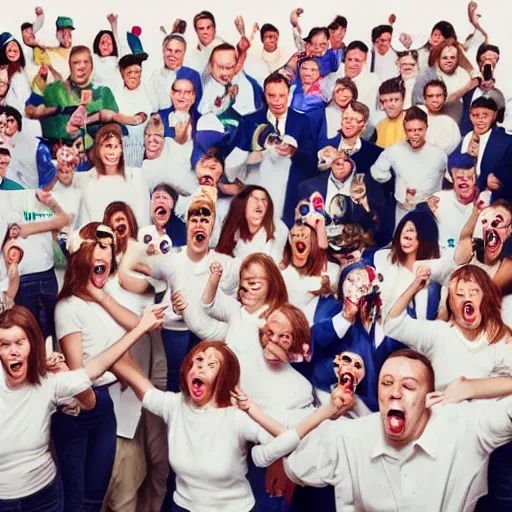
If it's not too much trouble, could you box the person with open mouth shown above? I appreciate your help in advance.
[0,301,164,512]
[103,200,140,261]
[51,221,167,511]
[284,347,512,511]
[216,185,288,264]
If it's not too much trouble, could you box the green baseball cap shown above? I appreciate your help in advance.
[56,16,75,30]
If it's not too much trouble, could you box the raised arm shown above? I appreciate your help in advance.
[203,261,223,305]
[454,204,481,265]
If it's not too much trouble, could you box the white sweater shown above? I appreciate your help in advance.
[0,368,91,499]
[232,221,288,264]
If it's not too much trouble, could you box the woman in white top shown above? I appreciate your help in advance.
[280,222,340,326]
[74,123,150,228]
[0,303,163,511]
[215,185,288,264]
[52,222,164,511]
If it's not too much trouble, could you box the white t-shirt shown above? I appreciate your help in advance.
[142,389,272,512]
[55,296,126,387]
[0,368,91,499]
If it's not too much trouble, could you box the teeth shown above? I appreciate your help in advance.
[94,265,106,275]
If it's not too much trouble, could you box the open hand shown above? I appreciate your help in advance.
[137,303,168,332]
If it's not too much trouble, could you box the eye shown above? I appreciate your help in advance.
[355,362,362,369]
[381,379,392,386]
[196,356,203,362]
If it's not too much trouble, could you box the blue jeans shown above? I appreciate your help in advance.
[171,502,256,512]
[15,268,58,342]
[0,477,62,512]
[161,329,199,392]
[51,387,117,512]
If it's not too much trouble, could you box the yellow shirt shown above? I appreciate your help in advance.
[376,112,406,148]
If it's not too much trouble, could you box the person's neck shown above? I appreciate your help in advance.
[243,300,265,315]
[186,245,208,263]
[386,410,431,451]
[342,132,360,148]
[270,108,285,120]
[404,253,416,271]
[457,190,478,206]
[104,165,119,175]
[155,223,166,235]
[456,323,481,341]
[302,82,314,94]
[331,40,344,50]
[247,221,261,236]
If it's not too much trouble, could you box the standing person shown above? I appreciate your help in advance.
[368,24,398,82]
[191,10,225,73]
[396,50,420,109]
[375,77,406,148]
[249,23,289,74]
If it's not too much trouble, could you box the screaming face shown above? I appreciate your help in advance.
[333,351,365,392]
[187,347,223,407]
[151,191,174,228]
[448,276,483,332]
[290,224,312,268]
[476,205,512,265]
[187,208,213,256]
[0,325,31,388]
[90,238,113,289]
[238,262,269,313]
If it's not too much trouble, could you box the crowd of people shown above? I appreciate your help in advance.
[1,2,512,511]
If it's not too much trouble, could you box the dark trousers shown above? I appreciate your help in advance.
[0,477,62,512]
[51,387,117,512]
[247,453,287,512]
[15,268,58,343]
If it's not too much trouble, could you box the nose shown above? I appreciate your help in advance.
[390,382,402,399]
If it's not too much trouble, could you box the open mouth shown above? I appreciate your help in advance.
[463,301,475,324]
[9,362,22,372]
[199,175,214,186]
[195,232,206,243]
[115,224,127,235]
[386,409,406,435]
[155,207,168,218]
[191,377,205,398]
[296,241,307,254]
[340,372,355,391]
[92,263,109,288]
[485,229,500,252]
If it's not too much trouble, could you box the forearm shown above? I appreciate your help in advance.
[6,274,20,299]
[202,275,220,305]
[97,293,140,330]
[295,403,336,439]
[111,355,154,401]
[388,282,421,319]
[447,79,478,103]
[459,377,512,401]
[248,403,287,437]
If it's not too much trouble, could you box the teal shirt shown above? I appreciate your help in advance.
[0,177,24,190]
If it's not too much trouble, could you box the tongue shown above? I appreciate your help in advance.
[388,415,405,434]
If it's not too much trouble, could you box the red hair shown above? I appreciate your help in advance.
[239,253,288,316]
[0,306,47,386]
[179,341,240,408]
[447,265,511,345]
[216,186,276,257]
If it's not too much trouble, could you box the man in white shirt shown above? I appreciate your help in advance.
[191,10,226,73]
[371,106,447,225]
[285,348,512,512]
[369,24,398,82]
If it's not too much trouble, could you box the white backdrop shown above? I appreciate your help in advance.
[4,0,512,89]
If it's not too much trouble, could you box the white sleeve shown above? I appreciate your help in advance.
[33,13,45,33]
[251,428,301,468]
[225,147,249,183]
[492,345,512,377]
[235,409,274,446]
[370,150,393,183]
[148,254,174,282]
[218,255,241,297]
[55,300,83,340]
[142,388,178,423]
[292,27,306,52]
[203,289,239,323]
[332,313,352,339]
[52,369,92,404]
[270,221,289,264]
[414,256,458,285]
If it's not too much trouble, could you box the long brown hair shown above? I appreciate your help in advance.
[0,306,47,386]
[216,186,276,257]
[281,224,327,277]
[446,265,511,344]
[58,222,117,302]
[239,253,288,316]
[90,123,125,177]
[179,341,240,408]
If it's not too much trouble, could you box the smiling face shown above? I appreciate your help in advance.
[333,84,354,109]
[478,205,512,264]
[306,32,329,57]
[195,18,216,47]
[380,92,404,120]
[424,85,445,114]
[439,46,458,74]
[90,239,113,289]
[187,209,213,257]
[245,190,268,231]
[99,33,114,57]
[210,49,237,85]
[265,81,289,118]
[5,41,21,62]
[262,30,279,53]
[452,167,477,204]
[330,26,346,47]
[341,106,366,139]
[400,221,419,256]
[429,29,446,48]
[344,48,366,79]
[70,50,93,86]
[470,107,496,136]
[21,26,35,47]
[290,224,312,268]
[196,157,223,187]
[334,351,365,391]
[238,262,269,313]
[342,267,372,305]
[0,153,10,177]
[379,356,431,448]
[405,119,427,150]
[170,79,196,112]
[152,190,174,228]
[0,326,31,388]
[187,346,222,407]
[121,64,142,90]
[99,136,122,169]
[448,276,484,331]
[164,38,186,70]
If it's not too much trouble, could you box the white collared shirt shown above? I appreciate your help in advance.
[285,398,512,512]
[325,170,354,208]
[460,129,492,177]
[266,110,288,135]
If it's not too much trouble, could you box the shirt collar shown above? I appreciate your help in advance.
[338,136,362,155]
[266,109,288,128]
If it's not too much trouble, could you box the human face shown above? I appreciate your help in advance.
[21,27,35,47]
[164,39,186,70]
[0,326,31,388]
[400,221,419,255]
[299,61,320,86]
[344,49,366,79]
[290,224,312,268]
[5,41,21,62]
[98,33,114,57]
[260,310,294,364]
[90,239,113,288]
[0,74,8,98]
[144,133,164,160]
[429,29,446,48]
[329,26,346,48]
[152,190,173,228]
[187,210,213,256]
[110,211,131,243]
[341,106,366,139]
[6,246,22,265]
[245,190,268,230]
[404,119,427,150]
[196,157,223,187]
[452,168,477,204]
[333,85,353,109]
[262,31,279,53]
[57,28,73,49]
[187,347,222,407]
[439,46,458,74]
[3,115,18,137]
[99,136,122,168]
[210,49,237,85]
[424,85,445,114]
[331,156,353,181]
[170,79,196,112]
[121,64,142,90]
[398,55,418,80]
[448,277,484,331]
[56,145,77,186]
[380,92,404,120]
[265,81,289,118]
[238,263,269,313]
[342,268,372,305]
[334,351,365,391]
[470,107,496,135]
[478,206,512,264]
[0,154,10,177]
[374,32,392,56]
[306,32,329,57]
[379,357,431,448]
[195,18,216,47]
[70,51,93,86]
[478,50,499,70]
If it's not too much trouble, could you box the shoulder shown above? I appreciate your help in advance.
[361,139,384,156]
[55,296,81,313]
